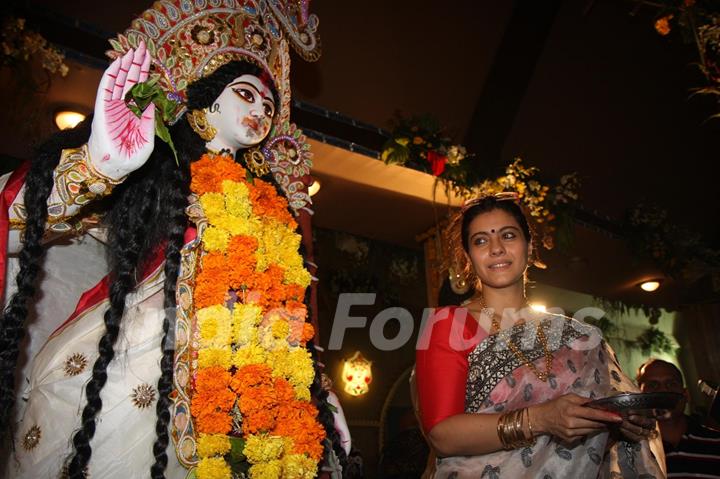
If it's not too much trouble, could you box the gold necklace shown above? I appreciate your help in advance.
[480,298,554,382]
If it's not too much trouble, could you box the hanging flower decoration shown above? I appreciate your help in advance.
[1,17,69,77]
[189,154,323,479]
[633,0,720,118]
[381,113,467,178]
[456,158,581,254]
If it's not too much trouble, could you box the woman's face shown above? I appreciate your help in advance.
[206,74,275,150]
[466,208,530,289]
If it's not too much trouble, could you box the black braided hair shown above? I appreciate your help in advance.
[0,120,93,437]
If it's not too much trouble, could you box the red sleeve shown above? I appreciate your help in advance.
[415,306,486,435]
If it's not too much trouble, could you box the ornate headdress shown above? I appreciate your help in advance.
[107,0,320,126]
[107,0,320,211]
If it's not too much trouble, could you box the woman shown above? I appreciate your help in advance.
[0,2,345,478]
[415,195,665,478]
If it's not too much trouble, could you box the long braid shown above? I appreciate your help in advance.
[0,122,91,435]
[67,163,158,477]
[150,132,193,478]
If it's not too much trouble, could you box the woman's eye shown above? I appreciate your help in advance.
[263,103,274,117]
[502,232,516,240]
[234,88,254,103]
[473,237,487,246]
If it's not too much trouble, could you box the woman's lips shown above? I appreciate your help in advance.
[488,261,511,271]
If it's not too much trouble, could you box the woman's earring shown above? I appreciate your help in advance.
[243,147,271,176]
[187,109,216,142]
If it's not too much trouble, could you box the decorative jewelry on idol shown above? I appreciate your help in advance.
[243,147,271,176]
[481,296,554,382]
[186,109,216,142]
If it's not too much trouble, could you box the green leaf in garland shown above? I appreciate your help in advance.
[227,436,249,474]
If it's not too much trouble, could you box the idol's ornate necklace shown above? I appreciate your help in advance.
[480,297,553,382]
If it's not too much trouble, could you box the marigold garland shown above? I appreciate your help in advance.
[189,154,324,478]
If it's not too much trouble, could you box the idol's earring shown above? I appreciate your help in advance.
[187,109,216,142]
[243,147,271,176]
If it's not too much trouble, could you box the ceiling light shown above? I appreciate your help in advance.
[529,303,547,313]
[54,110,86,130]
[640,280,661,292]
[308,179,321,196]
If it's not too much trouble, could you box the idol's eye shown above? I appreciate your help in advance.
[234,88,255,103]
[263,102,274,117]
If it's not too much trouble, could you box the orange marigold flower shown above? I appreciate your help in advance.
[239,385,277,414]
[231,364,273,392]
[243,408,277,435]
[274,377,295,403]
[191,154,246,195]
[193,277,228,309]
[274,401,326,461]
[285,284,306,301]
[249,179,294,224]
[654,15,673,36]
[302,322,315,343]
[192,367,236,434]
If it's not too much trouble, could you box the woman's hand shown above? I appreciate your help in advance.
[87,41,155,181]
[616,411,658,442]
[530,394,623,443]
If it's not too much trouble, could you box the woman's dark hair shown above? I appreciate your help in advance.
[0,59,290,478]
[460,196,532,253]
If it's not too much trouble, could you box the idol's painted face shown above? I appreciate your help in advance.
[466,209,530,290]
[206,74,275,151]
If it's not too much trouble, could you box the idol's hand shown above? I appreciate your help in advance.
[87,42,155,180]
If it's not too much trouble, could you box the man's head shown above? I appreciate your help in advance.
[637,358,688,418]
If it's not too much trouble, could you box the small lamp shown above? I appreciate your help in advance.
[54,110,86,130]
[342,351,372,396]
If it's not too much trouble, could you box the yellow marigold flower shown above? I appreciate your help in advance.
[258,325,290,352]
[233,303,263,325]
[244,434,285,464]
[233,344,267,368]
[198,347,232,369]
[249,460,282,479]
[233,304,262,344]
[202,226,230,253]
[282,453,318,479]
[222,180,251,218]
[200,193,227,223]
[234,317,258,346]
[286,348,315,390]
[197,305,233,348]
[266,348,290,378]
[395,137,409,146]
[225,214,261,237]
[293,385,311,402]
[197,433,231,458]
[284,267,311,289]
[197,457,231,479]
[271,320,290,340]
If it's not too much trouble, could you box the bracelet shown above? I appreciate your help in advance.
[497,408,536,450]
